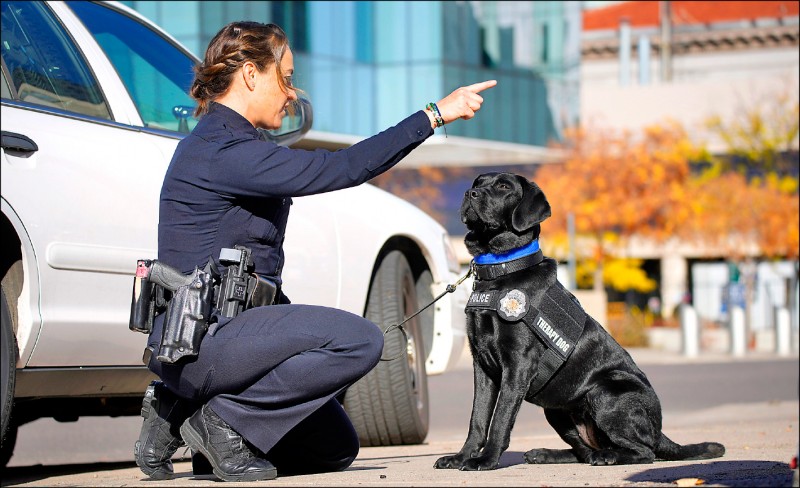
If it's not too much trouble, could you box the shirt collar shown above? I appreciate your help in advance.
[206,102,260,139]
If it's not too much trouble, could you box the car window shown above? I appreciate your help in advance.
[0,0,112,119]
[66,1,198,134]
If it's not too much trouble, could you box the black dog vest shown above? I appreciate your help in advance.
[466,279,587,399]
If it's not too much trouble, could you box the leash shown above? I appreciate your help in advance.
[380,266,473,361]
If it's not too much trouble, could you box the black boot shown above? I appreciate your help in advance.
[180,404,278,482]
[134,381,192,479]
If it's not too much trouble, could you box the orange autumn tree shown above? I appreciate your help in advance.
[532,121,706,291]
[749,175,799,260]
[692,83,799,259]
[683,172,799,261]
[679,87,800,342]
[705,79,799,177]
[680,165,799,344]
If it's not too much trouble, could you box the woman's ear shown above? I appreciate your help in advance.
[242,62,257,91]
[511,175,551,232]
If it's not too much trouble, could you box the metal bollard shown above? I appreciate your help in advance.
[730,306,746,357]
[680,303,699,357]
[775,306,791,357]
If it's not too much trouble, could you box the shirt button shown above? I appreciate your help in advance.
[417,130,424,136]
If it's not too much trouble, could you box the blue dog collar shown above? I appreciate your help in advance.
[474,240,540,265]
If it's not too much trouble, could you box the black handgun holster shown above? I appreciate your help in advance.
[157,268,215,364]
[129,246,273,364]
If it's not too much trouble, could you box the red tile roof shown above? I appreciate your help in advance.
[583,1,799,30]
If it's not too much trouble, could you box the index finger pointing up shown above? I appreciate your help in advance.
[465,79,498,93]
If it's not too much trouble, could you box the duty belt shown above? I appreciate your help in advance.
[129,246,278,364]
[465,280,587,398]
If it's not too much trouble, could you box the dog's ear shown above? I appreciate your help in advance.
[511,175,551,232]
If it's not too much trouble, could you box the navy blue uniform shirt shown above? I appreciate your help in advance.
[158,102,433,290]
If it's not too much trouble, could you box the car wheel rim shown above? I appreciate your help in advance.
[402,277,424,415]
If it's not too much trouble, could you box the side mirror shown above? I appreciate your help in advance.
[258,97,313,147]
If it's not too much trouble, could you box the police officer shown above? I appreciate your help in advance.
[134,21,496,482]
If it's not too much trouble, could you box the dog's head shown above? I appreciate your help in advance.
[460,172,551,256]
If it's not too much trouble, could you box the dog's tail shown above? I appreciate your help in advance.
[655,433,725,461]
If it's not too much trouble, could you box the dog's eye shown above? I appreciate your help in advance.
[497,183,510,190]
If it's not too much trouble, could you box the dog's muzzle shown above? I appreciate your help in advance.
[461,189,497,229]
[460,191,480,225]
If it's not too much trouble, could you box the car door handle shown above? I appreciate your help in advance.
[1,131,39,153]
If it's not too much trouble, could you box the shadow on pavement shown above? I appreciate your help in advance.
[626,460,793,487]
[499,450,526,468]
[357,451,450,462]
[1,461,137,486]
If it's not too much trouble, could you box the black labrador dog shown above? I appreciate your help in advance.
[434,172,724,471]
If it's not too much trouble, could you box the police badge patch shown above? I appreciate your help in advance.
[497,289,528,321]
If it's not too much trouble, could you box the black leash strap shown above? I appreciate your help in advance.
[380,267,473,361]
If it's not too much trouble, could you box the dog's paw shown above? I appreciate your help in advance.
[524,449,549,464]
[459,455,499,471]
[524,448,575,464]
[588,449,619,466]
[434,455,465,469]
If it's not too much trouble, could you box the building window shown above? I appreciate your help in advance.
[541,23,549,63]
[480,26,493,68]
[271,1,307,52]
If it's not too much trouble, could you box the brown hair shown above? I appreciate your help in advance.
[190,22,292,117]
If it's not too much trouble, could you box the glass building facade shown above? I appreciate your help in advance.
[123,1,581,233]
[124,1,581,149]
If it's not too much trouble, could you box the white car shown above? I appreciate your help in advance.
[0,0,467,465]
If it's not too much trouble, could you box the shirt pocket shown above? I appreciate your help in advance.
[246,214,279,244]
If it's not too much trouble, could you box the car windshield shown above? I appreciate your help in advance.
[66,1,199,133]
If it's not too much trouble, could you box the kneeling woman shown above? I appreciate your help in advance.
[135,20,495,482]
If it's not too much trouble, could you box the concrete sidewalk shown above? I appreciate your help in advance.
[3,399,796,487]
[3,347,797,487]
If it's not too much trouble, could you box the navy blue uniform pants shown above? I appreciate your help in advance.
[147,304,384,472]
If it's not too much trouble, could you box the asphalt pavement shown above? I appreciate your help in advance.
[2,347,798,487]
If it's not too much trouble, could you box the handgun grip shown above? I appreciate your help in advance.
[149,261,194,291]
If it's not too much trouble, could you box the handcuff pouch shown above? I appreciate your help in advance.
[249,274,278,308]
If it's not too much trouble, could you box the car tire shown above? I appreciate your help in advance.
[343,250,429,446]
[1,286,18,467]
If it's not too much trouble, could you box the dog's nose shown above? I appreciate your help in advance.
[470,190,480,199]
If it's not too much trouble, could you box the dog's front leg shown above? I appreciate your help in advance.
[434,359,498,469]
[459,370,529,471]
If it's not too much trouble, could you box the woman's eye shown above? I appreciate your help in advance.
[284,76,293,87]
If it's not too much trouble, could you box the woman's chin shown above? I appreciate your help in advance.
[261,120,281,131]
